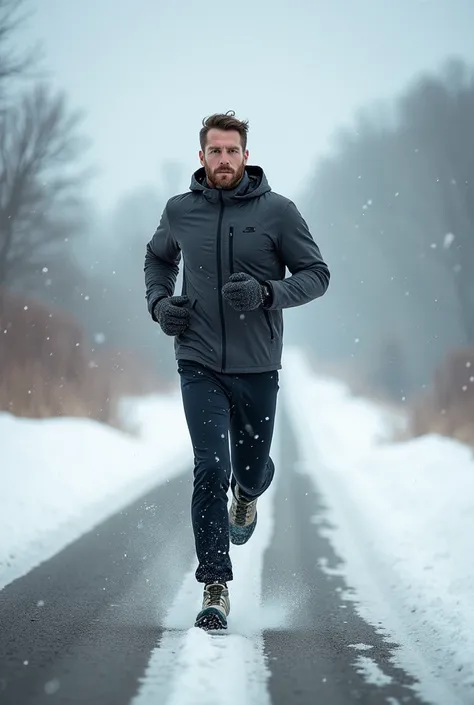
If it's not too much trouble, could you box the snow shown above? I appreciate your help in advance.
[0,388,278,704]
[2,345,474,703]
[348,643,375,651]
[132,430,282,705]
[0,391,189,590]
[354,655,393,687]
[283,347,474,705]
[443,232,455,249]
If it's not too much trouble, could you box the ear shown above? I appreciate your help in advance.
[244,149,249,163]
[199,150,205,166]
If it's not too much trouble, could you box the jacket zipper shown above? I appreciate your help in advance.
[216,193,226,371]
[229,226,234,274]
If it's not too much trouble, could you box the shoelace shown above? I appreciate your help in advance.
[233,496,255,526]
[206,584,226,606]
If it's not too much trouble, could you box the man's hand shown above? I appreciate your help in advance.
[153,295,190,336]
[222,272,264,312]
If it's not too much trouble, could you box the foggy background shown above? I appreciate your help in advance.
[2,0,474,440]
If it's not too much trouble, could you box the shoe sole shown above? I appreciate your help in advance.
[195,607,228,631]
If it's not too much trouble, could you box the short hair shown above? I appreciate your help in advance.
[199,110,249,152]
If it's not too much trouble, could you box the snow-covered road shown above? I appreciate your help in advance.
[0,420,432,705]
[284,349,474,704]
[1,347,473,704]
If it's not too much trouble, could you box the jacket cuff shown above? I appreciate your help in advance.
[262,280,276,309]
[150,295,167,322]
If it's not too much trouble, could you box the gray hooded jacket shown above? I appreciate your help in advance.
[144,166,330,374]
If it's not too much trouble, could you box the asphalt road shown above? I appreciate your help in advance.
[0,473,194,705]
[0,411,452,705]
[262,410,427,704]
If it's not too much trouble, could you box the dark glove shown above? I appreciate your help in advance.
[153,295,190,336]
[222,272,264,312]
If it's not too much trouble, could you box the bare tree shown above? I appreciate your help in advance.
[397,59,474,341]
[0,83,89,289]
[0,0,39,103]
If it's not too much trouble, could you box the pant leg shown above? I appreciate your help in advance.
[229,370,279,500]
[178,361,233,584]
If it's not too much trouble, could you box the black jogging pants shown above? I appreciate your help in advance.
[177,360,279,584]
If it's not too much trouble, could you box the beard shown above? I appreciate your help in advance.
[204,159,246,190]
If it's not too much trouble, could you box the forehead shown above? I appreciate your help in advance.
[205,128,242,150]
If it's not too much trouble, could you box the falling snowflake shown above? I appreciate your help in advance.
[443,233,455,249]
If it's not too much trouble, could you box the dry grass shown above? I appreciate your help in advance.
[0,291,164,427]
[409,347,474,445]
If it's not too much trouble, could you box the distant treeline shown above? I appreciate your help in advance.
[294,57,474,401]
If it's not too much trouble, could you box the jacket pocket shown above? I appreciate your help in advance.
[263,309,274,341]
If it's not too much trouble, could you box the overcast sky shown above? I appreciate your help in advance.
[19,0,474,214]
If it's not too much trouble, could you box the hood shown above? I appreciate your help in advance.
[189,165,271,204]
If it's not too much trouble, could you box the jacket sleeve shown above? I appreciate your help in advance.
[144,202,181,320]
[265,201,330,310]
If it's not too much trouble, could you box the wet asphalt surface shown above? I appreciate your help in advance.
[0,474,194,705]
[0,409,457,705]
[262,410,429,705]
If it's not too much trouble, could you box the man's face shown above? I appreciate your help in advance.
[199,128,249,189]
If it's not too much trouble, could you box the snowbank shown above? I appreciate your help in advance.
[0,391,189,590]
[283,347,474,704]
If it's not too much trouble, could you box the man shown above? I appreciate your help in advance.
[144,111,330,631]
